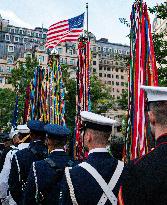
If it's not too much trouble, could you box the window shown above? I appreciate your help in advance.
[99,66,102,70]
[107,67,111,71]
[27,30,31,36]
[112,74,114,78]
[113,88,114,92]
[108,81,111,85]
[70,59,75,65]
[64,58,67,64]
[19,29,23,35]
[103,47,106,52]
[116,68,118,72]
[14,36,19,42]
[93,54,96,58]
[38,55,45,63]
[122,89,125,92]
[42,33,47,38]
[69,50,73,55]
[60,58,63,63]
[99,73,102,77]
[104,74,106,77]
[115,62,119,66]
[98,47,101,51]
[107,74,111,78]
[112,81,114,85]
[117,89,120,93]
[0,78,3,83]
[116,75,119,79]
[118,49,122,54]
[0,67,3,72]
[6,66,12,72]
[58,48,63,54]
[93,61,96,65]
[114,49,117,53]
[121,82,124,86]
[7,56,14,64]
[121,69,123,72]
[116,82,119,85]
[36,33,39,38]
[121,76,124,79]
[8,45,14,52]
[104,67,106,70]
[93,68,96,73]
[5,34,10,41]
[10,28,15,33]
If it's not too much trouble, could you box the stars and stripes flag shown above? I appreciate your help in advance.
[46,13,84,48]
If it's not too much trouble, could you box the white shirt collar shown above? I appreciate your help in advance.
[88,147,108,155]
[51,149,64,153]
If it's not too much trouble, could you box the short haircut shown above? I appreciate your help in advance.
[86,128,110,145]
[149,101,167,128]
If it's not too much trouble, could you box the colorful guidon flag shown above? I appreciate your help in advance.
[46,13,84,48]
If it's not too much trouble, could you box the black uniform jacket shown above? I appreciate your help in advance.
[60,151,124,205]
[8,140,48,204]
[121,134,167,205]
[23,150,71,205]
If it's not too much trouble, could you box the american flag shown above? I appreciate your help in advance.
[46,13,84,48]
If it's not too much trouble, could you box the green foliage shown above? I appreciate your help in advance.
[0,89,16,131]
[8,56,38,123]
[90,75,113,113]
[117,87,128,110]
[149,2,167,20]
[149,2,167,86]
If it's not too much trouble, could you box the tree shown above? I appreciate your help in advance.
[90,75,114,113]
[62,65,113,131]
[8,56,38,123]
[149,2,167,86]
[117,87,128,110]
[0,88,16,131]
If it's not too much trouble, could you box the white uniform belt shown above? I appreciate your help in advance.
[79,161,124,205]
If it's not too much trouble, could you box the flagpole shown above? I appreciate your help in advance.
[86,2,89,39]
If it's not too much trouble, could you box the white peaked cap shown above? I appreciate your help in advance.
[9,130,19,139]
[141,85,167,102]
[17,124,30,134]
[80,111,117,126]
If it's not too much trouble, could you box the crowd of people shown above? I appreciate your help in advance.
[0,85,167,205]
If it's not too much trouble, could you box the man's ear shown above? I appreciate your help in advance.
[149,111,156,125]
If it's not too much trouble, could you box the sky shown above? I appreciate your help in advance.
[0,0,164,45]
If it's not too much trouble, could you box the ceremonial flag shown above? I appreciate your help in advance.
[46,13,84,48]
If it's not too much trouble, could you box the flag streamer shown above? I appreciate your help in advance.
[126,0,158,161]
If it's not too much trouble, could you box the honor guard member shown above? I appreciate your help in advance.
[23,123,73,205]
[119,86,167,205]
[8,120,48,205]
[60,111,125,205]
[0,133,13,172]
[0,125,30,205]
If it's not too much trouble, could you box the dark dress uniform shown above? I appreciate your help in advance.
[23,150,72,205]
[120,134,167,205]
[23,123,72,205]
[60,150,124,205]
[8,140,48,205]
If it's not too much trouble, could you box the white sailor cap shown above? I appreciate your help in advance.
[9,130,19,139]
[80,111,117,131]
[17,124,30,134]
[141,85,167,102]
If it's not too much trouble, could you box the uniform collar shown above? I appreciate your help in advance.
[156,134,167,146]
[50,149,64,153]
[88,147,108,155]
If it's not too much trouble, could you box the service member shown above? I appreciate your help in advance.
[119,86,167,205]
[60,111,125,205]
[23,123,72,205]
[0,125,30,205]
[8,120,48,205]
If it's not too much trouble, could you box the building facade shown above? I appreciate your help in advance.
[91,38,130,99]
